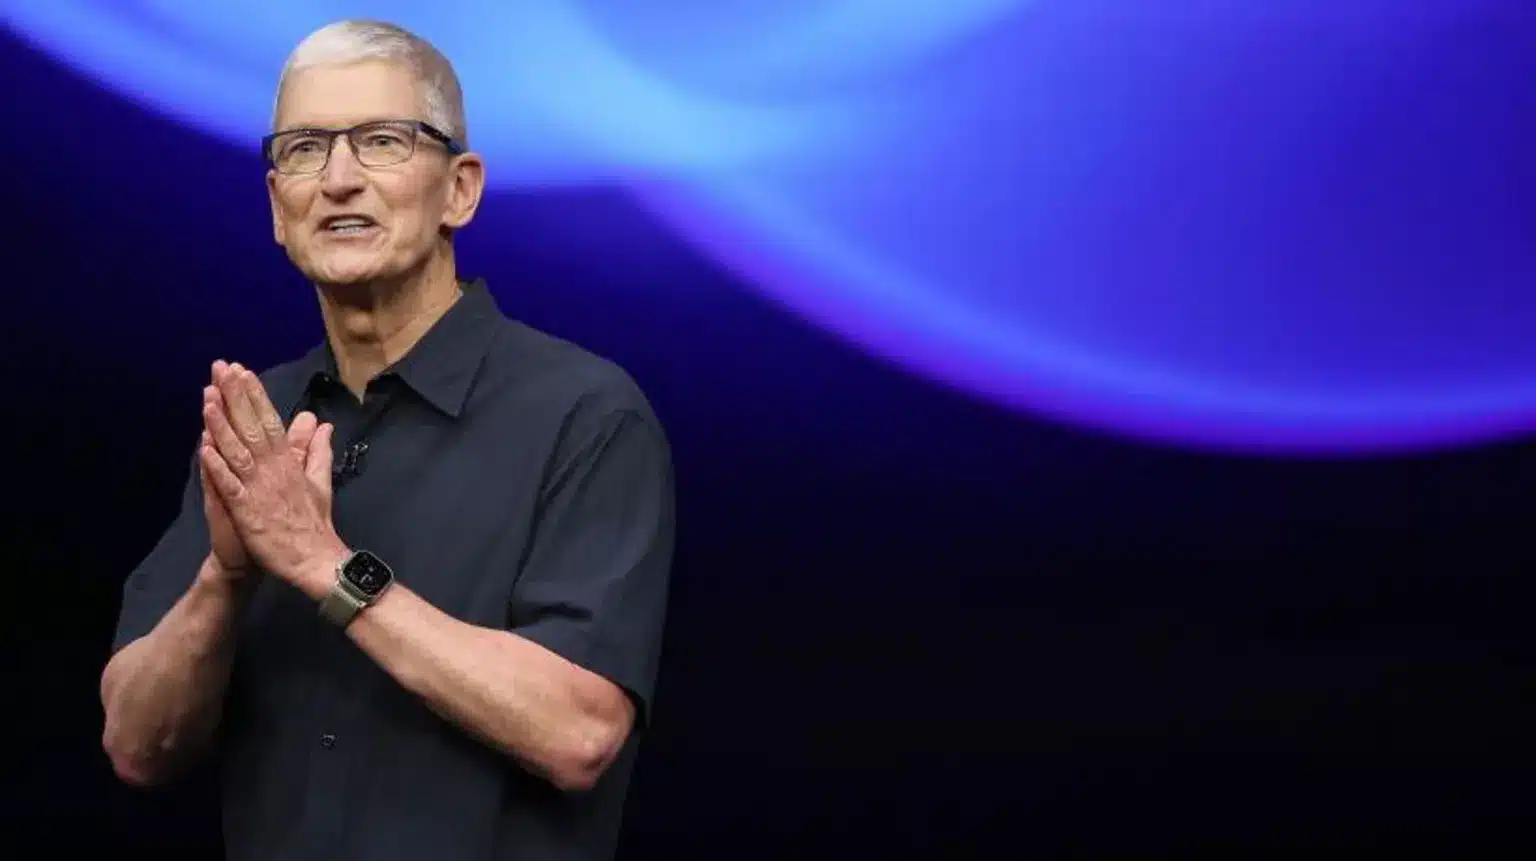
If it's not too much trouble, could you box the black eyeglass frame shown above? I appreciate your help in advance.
[261,119,465,174]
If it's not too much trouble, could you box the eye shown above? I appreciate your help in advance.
[363,132,407,148]
[282,136,324,156]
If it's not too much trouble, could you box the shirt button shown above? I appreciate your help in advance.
[320,733,337,749]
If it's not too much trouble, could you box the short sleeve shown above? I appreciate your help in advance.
[508,406,676,730]
[111,449,214,654]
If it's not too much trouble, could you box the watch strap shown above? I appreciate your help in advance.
[318,581,367,628]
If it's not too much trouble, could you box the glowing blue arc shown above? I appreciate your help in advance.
[1,1,841,177]
[6,0,1534,455]
[640,176,1536,453]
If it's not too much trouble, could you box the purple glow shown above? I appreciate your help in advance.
[10,0,1535,455]
[634,178,1536,456]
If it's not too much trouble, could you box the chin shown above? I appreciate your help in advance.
[298,250,398,287]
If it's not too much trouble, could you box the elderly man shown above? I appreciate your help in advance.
[99,18,675,861]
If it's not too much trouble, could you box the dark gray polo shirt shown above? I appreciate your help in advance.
[112,278,675,860]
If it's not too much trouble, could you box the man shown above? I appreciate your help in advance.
[99,18,675,861]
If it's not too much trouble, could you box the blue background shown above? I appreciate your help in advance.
[2,2,1531,856]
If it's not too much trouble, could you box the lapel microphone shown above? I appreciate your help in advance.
[333,440,369,487]
[305,371,394,490]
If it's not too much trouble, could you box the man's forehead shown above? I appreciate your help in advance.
[274,61,423,130]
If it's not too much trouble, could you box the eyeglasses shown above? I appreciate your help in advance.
[262,119,464,175]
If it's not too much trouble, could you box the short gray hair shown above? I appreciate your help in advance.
[274,19,468,145]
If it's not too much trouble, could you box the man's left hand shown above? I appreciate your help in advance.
[201,360,343,596]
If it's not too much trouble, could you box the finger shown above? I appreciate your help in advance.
[287,411,318,462]
[203,386,255,477]
[239,367,287,451]
[199,429,217,480]
[199,438,246,503]
[197,434,215,492]
[217,363,269,454]
[197,446,234,517]
[305,422,335,492]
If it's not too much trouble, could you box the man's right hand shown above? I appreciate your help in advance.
[199,362,325,580]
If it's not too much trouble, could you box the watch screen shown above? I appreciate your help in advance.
[345,551,393,597]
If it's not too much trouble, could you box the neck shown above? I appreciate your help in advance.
[315,248,463,398]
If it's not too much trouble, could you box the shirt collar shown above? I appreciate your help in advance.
[284,277,502,420]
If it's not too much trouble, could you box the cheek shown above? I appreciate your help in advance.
[273,195,312,247]
[384,191,446,244]
[393,173,450,224]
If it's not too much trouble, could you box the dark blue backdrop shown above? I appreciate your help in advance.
[2,7,1531,857]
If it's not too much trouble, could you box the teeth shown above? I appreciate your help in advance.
[327,218,372,229]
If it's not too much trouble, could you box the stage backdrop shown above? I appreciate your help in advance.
[2,2,1531,856]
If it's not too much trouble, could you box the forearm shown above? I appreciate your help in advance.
[101,556,254,786]
[342,583,632,792]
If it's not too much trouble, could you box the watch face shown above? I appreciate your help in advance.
[343,550,394,597]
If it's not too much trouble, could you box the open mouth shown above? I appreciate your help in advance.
[320,215,379,236]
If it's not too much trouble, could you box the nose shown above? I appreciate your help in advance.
[319,135,366,197]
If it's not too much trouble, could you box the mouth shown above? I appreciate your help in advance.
[318,214,380,237]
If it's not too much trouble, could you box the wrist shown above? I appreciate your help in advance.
[178,560,259,647]
[298,538,352,602]
[198,555,254,588]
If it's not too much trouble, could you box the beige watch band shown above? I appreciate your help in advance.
[318,582,368,628]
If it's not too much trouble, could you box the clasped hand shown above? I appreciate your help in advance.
[199,360,345,596]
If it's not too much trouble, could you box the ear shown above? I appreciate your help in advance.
[266,169,287,247]
[441,152,486,231]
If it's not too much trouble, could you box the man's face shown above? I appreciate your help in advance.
[267,61,481,287]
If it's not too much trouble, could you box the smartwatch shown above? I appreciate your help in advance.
[318,549,395,628]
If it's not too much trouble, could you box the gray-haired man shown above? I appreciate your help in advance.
[101,19,675,860]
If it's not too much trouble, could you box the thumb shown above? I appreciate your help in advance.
[287,411,318,460]
[306,423,335,492]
